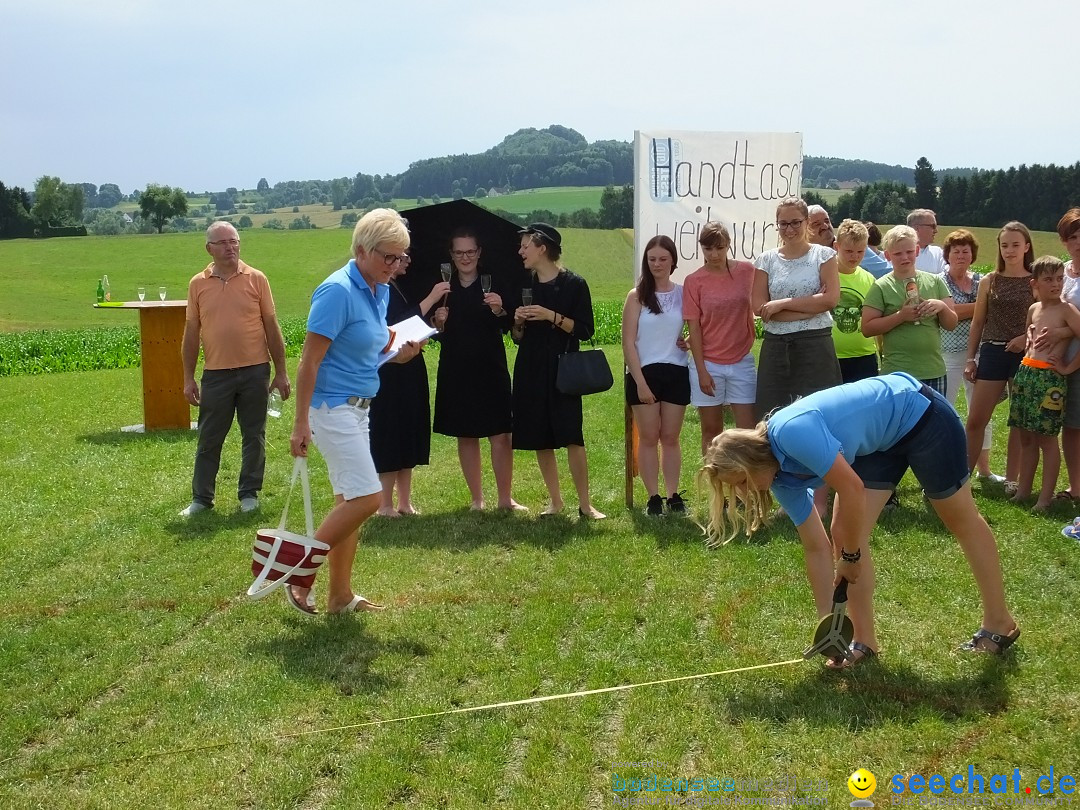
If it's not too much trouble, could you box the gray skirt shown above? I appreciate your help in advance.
[754,327,842,421]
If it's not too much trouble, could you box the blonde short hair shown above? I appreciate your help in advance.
[351,208,410,256]
[836,219,869,246]
[699,424,776,546]
[882,225,918,252]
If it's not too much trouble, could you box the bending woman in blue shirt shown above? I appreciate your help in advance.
[702,372,1018,665]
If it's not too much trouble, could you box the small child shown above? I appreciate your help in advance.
[862,225,958,395]
[1010,256,1080,511]
[831,220,880,383]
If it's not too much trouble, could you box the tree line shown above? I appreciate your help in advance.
[818,157,1080,233]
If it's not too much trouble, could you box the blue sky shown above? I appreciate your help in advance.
[2,0,1073,194]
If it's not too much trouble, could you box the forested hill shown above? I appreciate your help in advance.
[392,125,944,199]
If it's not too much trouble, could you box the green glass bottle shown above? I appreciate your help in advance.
[96,278,105,304]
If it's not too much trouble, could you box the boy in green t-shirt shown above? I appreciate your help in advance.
[831,219,880,383]
[862,225,958,395]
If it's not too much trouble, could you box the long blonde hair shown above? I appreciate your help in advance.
[698,423,776,547]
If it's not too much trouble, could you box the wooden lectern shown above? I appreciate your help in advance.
[95,301,192,431]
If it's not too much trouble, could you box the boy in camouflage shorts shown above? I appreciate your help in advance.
[1009,256,1080,510]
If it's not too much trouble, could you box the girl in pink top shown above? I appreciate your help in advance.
[683,221,757,455]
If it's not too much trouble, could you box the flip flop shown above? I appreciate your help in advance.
[332,594,385,614]
[285,584,318,616]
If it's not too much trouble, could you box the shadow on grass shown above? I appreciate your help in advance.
[79,428,195,445]
[252,617,431,697]
[361,508,604,552]
[722,654,1016,727]
[161,506,267,541]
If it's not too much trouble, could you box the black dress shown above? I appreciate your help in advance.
[369,282,431,473]
[511,269,595,450]
[433,275,513,438]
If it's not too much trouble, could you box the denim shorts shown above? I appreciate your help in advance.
[975,341,1023,381]
[688,353,757,407]
[851,386,970,499]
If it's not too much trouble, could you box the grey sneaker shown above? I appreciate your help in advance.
[239,496,260,513]
[180,502,210,517]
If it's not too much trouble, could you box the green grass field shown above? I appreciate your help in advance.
[1,350,1078,808]
[0,224,1067,335]
[0,228,636,333]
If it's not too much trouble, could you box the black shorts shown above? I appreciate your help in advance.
[976,342,1023,381]
[838,353,879,384]
[625,363,691,406]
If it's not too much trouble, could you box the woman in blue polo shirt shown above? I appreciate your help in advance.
[287,208,422,616]
[701,372,1019,665]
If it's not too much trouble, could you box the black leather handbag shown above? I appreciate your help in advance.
[556,349,614,396]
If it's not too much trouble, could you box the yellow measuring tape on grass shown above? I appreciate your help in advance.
[10,657,804,780]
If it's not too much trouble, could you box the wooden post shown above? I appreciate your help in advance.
[624,403,639,509]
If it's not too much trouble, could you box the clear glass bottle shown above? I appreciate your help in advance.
[267,390,282,418]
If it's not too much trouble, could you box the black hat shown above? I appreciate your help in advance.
[518,222,562,248]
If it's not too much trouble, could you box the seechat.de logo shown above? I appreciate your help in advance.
[849,768,877,808]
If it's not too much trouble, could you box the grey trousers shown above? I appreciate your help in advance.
[191,363,270,507]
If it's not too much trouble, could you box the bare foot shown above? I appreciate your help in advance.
[497,500,529,512]
[1009,493,1030,504]
[376,507,401,518]
[1032,501,1051,514]
[469,500,485,511]
[578,505,606,520]
[540,502,564,516]
[398,505,421,516]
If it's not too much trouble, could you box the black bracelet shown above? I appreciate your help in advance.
[840,548,861,564]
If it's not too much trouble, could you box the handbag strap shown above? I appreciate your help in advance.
[277,456,315,537]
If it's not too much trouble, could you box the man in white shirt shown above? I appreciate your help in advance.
[908,208,947,273]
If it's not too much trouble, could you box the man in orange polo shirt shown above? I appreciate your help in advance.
[180,221,290,516]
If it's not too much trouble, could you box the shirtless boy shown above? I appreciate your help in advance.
[1009,256,1080,510]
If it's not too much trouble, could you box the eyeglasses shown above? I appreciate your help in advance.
[917,223,939,230]
[208,238,240,247]
[776,219,805,231]
[372,247,409,267]
[450,249,479,260]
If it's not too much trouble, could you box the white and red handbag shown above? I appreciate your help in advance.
[247,457,329,600]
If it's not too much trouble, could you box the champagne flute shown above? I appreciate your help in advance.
[481,274,492,294]
[521,288,533,306]
[137,286,146,302]
[158,286,167,302]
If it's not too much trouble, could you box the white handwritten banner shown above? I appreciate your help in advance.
[634,130,803,283]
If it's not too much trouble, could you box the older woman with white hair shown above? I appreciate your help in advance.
[287,208,422,615]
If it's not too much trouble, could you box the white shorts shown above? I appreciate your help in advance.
[689,353,757,407]
[309,402,381,500]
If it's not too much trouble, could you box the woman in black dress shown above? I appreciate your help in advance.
[369,253,448,516]
[511,223,605,519]
[432,229,526,511]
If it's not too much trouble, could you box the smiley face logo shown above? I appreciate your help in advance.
[848,769,877,799]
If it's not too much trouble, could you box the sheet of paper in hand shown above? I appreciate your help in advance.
[377,315,438,366]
